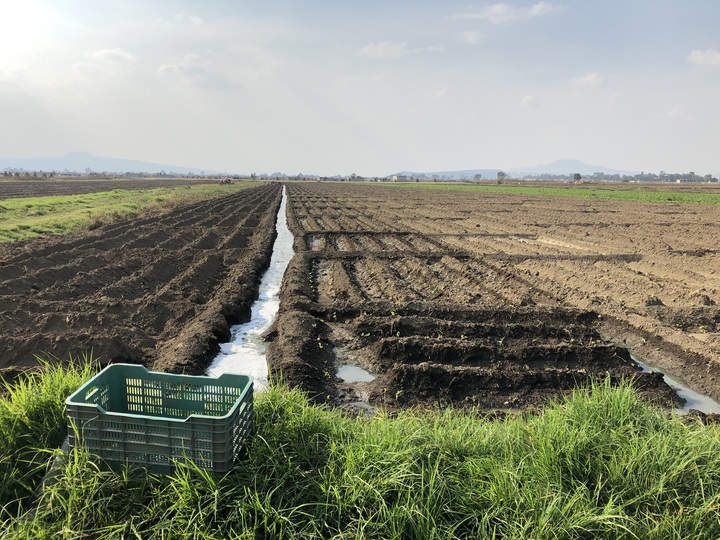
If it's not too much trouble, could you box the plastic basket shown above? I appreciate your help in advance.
[65,364,253,473]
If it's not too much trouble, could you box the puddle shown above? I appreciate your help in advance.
[634,357,720,415]
[206,187,293,390]
[345,401,378,414]
[337,364,376,383]
[335,344,378,383]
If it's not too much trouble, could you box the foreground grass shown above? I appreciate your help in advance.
[0,182,256,243]
[385,182,720,205]
[0,358,96,519]
[2,366,720,539]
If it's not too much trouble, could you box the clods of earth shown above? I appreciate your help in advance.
[2,180,720,414]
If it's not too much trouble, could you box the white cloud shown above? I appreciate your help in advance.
[606,92,619,109]
[662,104,694,121]
[91,48,137,63]
[453,2,561,24]
[73,48,137,80]
[528,2,559,16]
[428,87,449,100]
[520,95,539,108]
[358,41,443,59]
[0,66,30,83]
[358,41,410,58]
[158,53,235,90]
[666,104,684,117]
[459,31,481,44]
[570,73,603,86]
[687,49,720,67]
[173,12,203,25]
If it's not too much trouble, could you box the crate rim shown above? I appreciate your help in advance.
[65,363,254,423]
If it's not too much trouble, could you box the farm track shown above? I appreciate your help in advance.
[0,183,282,380]
[267,182,720,411]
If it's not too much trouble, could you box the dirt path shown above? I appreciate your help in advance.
[0,183,282,380]
[266,182,720,411]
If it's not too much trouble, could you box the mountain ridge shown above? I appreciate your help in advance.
[509,159,636,176]
[396,159,637,179]
[0,152,218,175]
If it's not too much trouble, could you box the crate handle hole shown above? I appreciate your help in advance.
[85,386,99,400]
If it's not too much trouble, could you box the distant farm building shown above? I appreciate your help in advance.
[391,175,414,182]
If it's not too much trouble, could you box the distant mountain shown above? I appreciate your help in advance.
[0,152,218,175]
[509,159,636,177]
[395,160,636,180]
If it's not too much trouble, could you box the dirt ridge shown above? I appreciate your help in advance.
[0,183,282,379]
[267,182,720,411]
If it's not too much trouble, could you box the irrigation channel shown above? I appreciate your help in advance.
[204,187,720,414]
[206,188,293,389]
[634,358,720,415]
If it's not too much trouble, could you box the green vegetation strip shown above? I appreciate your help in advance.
[0,358,94,519]
[0,183,256,244]
[2,363,720,538]
[385,182,720,205]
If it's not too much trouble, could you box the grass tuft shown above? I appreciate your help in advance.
[0,355,97,519]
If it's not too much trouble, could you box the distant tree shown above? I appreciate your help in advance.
[497,171,507,184]
[474,173,483,181]
[573,173,582,181]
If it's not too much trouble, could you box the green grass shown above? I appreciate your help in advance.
[2,364,720,539]
[0,182,257,243]
[0,357,96,520]
[383,182,720,205]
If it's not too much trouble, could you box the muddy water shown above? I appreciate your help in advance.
[634,357,720,414]
[206,187,293,389]
[337,364,376,383]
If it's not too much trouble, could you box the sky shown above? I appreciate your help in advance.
[1,0,719,177]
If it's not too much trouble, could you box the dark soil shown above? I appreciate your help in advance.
[0,183,282,381]
[4,179,720,415]
[0,178,225,200]
[265,182,720,412]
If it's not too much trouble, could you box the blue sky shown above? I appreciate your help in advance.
[1,1,718,176]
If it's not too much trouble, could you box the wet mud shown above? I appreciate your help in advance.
[266,182,720,412]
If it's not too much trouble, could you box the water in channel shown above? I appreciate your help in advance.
[206,187,293,390]
[634,357,720,415]
[205,186,720,415]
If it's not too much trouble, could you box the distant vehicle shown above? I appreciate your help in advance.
[219,177,232,185]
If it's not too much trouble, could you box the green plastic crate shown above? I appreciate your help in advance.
[65,364,253,473]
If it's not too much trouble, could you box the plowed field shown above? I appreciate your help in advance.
[0,178,223,200]
[0,183,282,381]
[267,182,720,411]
